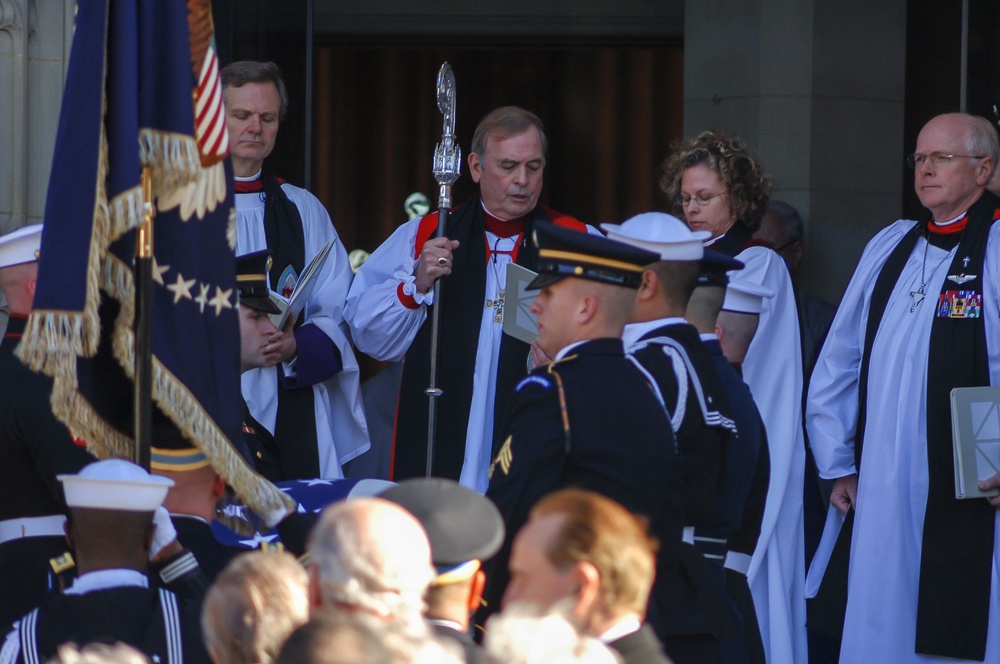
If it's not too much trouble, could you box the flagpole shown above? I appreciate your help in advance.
[425,63,460,477]
[134,166,154,470]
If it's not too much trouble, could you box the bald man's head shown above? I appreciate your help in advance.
[307,498,434,628]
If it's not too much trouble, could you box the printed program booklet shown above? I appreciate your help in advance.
[267,240,335,330]
[950,385,1000,499]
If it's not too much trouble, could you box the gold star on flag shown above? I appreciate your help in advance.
[152,257,170,286]
[208,286,234,316]
[195,283,210,314]
[166,273,196,304]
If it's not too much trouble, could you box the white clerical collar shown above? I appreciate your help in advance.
[598,616,642,643]
[700,332,719,342]
[931,212,966,227]
[170,513,210,526]
[64,569,149,596]
[704,232,726,247]
[427,619,464,633]
[623,318,686,349]
[235,169,263,183]
[556,339,589,360]
[480,201,518,223]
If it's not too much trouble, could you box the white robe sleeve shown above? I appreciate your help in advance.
[987,224,1000,386]
[806,220,917,480]
[736,246,804,551]
[344,217,431,362]
[0,624,19,664]
[241,184,371,475]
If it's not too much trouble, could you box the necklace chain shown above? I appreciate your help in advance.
[486,234,521,323]
[909,231,959,313]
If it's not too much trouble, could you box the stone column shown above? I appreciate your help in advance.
[0,0,74,235]
[683,0,907,302]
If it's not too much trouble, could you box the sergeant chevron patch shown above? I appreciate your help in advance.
[489,435,514,480]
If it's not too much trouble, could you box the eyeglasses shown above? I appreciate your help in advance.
[674,192,727,208]
[906,152,986,169]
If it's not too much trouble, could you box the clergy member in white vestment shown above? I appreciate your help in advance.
[659,129,808,664]
[345,106,595,493]
[222,61,369,480]
[808,113,1000,663]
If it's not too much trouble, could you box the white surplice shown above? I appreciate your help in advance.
[344,217,519,492]
[734,245,808,664]
[236,178,370,478]
[807,219,1000,663]
[344,211,600,493]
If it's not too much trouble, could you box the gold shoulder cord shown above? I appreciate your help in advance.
[547,362,572,454]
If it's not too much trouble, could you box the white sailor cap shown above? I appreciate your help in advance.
[722,279,774,314]
[0,224,43,269]
[59,459,174,512]
[601,212,711,261]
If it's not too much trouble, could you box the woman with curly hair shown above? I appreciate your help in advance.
[659,129,808,664]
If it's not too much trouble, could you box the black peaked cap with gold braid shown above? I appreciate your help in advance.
[528,222,660,291]
[236,250,281,314]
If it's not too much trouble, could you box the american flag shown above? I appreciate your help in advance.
[16,0,291,520]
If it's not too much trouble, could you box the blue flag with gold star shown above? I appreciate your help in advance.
[16,0,292,520]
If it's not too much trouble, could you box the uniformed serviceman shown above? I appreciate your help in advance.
[0,225,95,627]
[605,212,744,663]
[686,274,772,664]
[382,478,505,663]
[141,252,289,581]
[480,223,684,638]
[1,459,210,664]
[149,437,240,583]
[235,250,287,482]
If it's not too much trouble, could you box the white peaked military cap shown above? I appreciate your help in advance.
[722,278,774,315]
[59,459,175,511]
[0,224,43,269]
[601,212,711,261]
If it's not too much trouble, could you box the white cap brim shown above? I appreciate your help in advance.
[601,212,711,261]
[722,279,775,314]
[0,224,43,269]
[58,459,174,511]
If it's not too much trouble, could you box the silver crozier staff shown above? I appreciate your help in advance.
[425,63,461,476]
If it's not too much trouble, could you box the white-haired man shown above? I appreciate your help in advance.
[306,497,434,632]
[808,112,1000,662]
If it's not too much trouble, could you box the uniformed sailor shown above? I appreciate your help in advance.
[686,274,773,664]
[605,212,744,663]
[0,459,210,664]
[382,478,505,663]
[0,225,95,627]
[480,223,683,638]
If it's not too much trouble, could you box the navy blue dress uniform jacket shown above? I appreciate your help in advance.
[480,338,683,633]
[238,399,286,484]
[170,516,240,583]
[704,337,769,664]
[6,585,209,664]
[630,323,738,661]
[609,624,675,664]
[0,315,94,627]
[3,548,212,664]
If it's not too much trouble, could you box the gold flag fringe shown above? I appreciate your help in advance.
[148,358,296,520]
[16,79,291,525]
[139,129,202,200]
[102,251,293,520]
[14,116,116,372]
[50,381,135,461]
[226,207,237,250]
[108,185,144,240]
